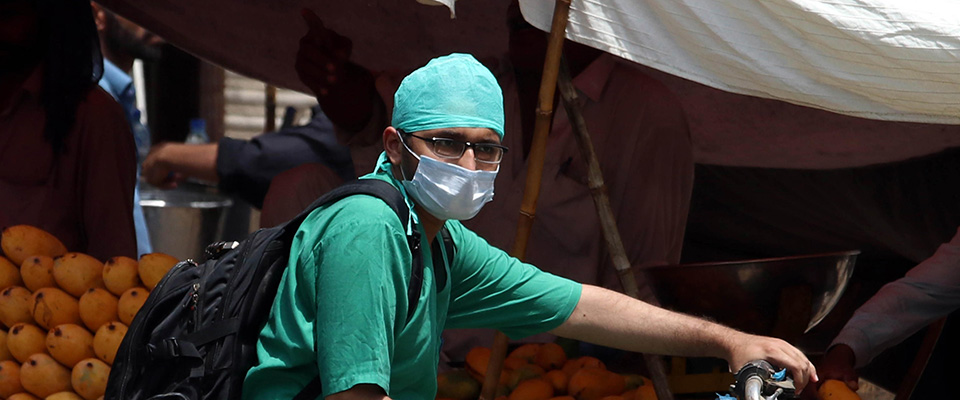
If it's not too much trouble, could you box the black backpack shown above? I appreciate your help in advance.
[105,179,453,400]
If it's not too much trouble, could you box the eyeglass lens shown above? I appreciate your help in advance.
[432,138,503,162]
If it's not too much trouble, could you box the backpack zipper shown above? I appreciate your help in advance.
[188,282,200,329]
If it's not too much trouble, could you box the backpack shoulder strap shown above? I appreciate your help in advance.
[432,226,454,293]
[286,179,423,322]
[283,179,409,234]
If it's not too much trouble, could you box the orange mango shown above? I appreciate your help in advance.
[53,253,105,298]
[138,253,179,290]
[78,288,119,332]
[46,324,96,368]
[0,360,22,398]
[19,256,55,292]
[117,287,148,326]
[92,322,127,365]
[0,225,67,266]
[7,323,48,363]
[102,256,140,296]
[0,286,34,328]
[19,353,71,397]
[31,288,81,330]
[71,358,110,400]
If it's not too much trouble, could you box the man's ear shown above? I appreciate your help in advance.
[383,127,402,165]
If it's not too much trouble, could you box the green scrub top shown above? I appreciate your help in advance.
[242,153,582,400]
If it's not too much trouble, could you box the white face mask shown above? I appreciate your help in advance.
[398,134,498,221]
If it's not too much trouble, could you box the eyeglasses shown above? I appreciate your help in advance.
[399,130,509,164]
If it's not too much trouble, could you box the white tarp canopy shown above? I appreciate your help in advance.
[520,0,960,124]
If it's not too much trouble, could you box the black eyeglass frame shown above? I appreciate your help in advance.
[398,129,509,164]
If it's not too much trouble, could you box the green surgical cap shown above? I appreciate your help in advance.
[392,53,505,139]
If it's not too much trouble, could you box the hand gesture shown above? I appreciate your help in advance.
[294,9,376,132]
[295,9,353,98]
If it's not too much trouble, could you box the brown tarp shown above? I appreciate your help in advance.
[99,0,960,169]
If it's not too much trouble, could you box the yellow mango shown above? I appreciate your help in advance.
[0,286,34,329]
[0,329,13,361]
[0,360,23,398]
[47,392,85,400]
[0,256,23,292]
[92,322,127,365]
[20,256,55,292]
[53,253,105,298]
[437,369,482,400]
[19,353,71,398]
[71,358,110,400]
[0,225,67,266]
[138,253,179,290]
[101,256,140,296]
[818,379,861,400]
[46,324,95,368]
[7,392,40,400]
[6,323,48,364]
[31,288,81,330]
[117,287,148,326]
[78,288,119,332]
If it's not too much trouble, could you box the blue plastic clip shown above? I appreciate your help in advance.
[772,368,787,381]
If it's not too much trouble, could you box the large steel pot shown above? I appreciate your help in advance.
[641,250,858,344]
[140,182,233,261]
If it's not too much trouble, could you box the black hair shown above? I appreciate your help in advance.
[36,0,104,154]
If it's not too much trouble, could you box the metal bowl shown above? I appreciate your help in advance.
[640,250,858,341]
[140,182,234,261]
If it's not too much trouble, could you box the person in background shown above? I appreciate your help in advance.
[141,106,355,210]
[815,226,960,395]
[91,2,164,257]
[0,0,137,260]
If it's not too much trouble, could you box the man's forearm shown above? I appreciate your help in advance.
[152,143,220,183]
[550,285,732,360]
[549,283,816,394]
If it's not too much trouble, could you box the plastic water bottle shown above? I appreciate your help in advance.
[185,118,208,144]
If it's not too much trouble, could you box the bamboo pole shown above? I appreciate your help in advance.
[265,84,277,132]
[556,59,675,400]
[478,0,572,399]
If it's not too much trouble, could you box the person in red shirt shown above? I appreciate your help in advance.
[0,0,138,261]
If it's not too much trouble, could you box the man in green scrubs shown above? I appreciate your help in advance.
[243,53,817,400]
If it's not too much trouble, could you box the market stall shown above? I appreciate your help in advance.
[3,0,957,398]
[100,0,960,397]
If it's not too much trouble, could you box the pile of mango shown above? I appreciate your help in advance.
[0,225,178,400]
[438,343,657,400]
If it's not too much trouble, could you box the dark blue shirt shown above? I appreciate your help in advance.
[216,108,355,208]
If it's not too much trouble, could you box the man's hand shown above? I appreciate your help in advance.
[296,9,352,98]
[724,333,819,394]
[295,9,376,132]
[142,142,184,188]
[141,142,219,188]
[817,344,859,391]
